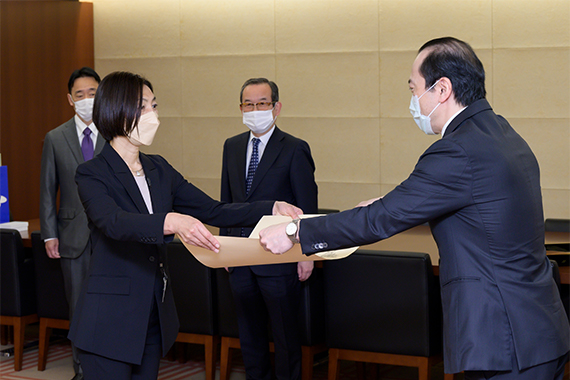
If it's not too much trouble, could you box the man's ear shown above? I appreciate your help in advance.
[437,77,453,103]
[67,93,75,107]
[273,101,282,117]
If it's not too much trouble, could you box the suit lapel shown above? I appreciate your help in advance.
[101,144,150,214]
[94,133,105,156]
[141,153,163,213]
[232,133,249,201]
[246,127,284,199]
[62,119,84,164]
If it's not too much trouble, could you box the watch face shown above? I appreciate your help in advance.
[286,222,297,236]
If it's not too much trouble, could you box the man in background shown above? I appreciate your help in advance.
[220,77,318,380]
[260,38,569,380]
[40,67,104,380]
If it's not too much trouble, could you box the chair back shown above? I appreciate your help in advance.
[31,231,69,320]
[167,240,217,335]
[1,229,36,316]
[323,249,442,357]
[545,218,570,232]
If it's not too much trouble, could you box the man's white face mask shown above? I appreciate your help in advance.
[73,97,95,122]
[409,79,441,135]
[243,109,276,135]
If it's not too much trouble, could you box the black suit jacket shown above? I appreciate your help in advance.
[220,127,318,275]
[298,99,570,373]
[68,142,273,364]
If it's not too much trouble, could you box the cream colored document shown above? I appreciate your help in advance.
[180,214,358,268]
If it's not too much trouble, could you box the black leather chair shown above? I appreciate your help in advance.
[216,265,326,380]
[167,240,218,380]
[0,229,38,371]
[323,249,453,380]
[31,231,70,370]
[545,218,570,254]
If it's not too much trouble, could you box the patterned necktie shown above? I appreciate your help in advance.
[81,128,94,161]
[245,138,260,195]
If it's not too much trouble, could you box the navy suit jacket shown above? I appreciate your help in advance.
[220,126,318,275]
[298,99,570,373]
[68,142,274,364]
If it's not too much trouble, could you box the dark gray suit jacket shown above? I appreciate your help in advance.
[40,117,105,259]
[298,99,570,373]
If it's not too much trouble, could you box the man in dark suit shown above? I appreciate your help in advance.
[40,67,104,380]
[259,37,570,380]
[220,78,318,380]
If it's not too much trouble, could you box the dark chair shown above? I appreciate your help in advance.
[167,240,218,380]
[0,228,38,371]
[31,231,70,370]
[318,208,339,215]
[323,249,453,380]
[545,218,570,253]
[216,265,326,380]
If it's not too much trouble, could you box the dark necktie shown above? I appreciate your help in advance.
[241,138,260,237]
[81,128,94,161]
[245,138,260,195]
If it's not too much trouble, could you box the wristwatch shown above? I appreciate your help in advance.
[286,219,300,244]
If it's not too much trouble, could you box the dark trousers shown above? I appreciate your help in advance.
[61,250,91,374]
[464,351,569,380]
[78,274,163,380]
[230,267,302,380]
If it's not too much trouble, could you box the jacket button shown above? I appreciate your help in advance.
[149,256,155,262]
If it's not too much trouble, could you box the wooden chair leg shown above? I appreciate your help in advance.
[328,348,341,380]
[418,357,429,380]
[301,346,313,380]
[38,318,52,371]
[219,337,233,380]
[13,317,25,371]
[204,335,218,380]
[443,373,456,380]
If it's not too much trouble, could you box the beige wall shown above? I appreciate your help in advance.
[90,0,570,218]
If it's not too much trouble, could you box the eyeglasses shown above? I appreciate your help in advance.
[240,101,275,112]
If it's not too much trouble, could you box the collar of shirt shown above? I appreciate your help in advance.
[75,114,99,147]
[441,106,467,137]
[247,125,275,162]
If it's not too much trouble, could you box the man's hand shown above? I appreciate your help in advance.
[272,201,302,219]
[355,197,381,208]
[259,222,293,255]
[164,212,220,253]
[45,238,60,259]
[297,261,313,281]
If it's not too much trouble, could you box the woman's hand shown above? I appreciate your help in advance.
[164,212,220,252]
[272,201,303,218]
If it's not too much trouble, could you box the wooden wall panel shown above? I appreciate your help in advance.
[1,1,94,220]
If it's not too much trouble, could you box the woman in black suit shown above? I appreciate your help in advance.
[68,71,300,380]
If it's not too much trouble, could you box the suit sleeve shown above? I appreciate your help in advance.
[165,157,274,229]
[290,140,318,214]
[299,138,473,255]
[39,133,59,240]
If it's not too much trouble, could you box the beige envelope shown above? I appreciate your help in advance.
[180,214,358,268]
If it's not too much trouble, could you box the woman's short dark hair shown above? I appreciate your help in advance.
[418,37,486,107]
[94,71,153,141]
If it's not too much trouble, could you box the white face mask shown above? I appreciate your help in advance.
[409,80,441,135]
[73,97,94,122]
[243,109,276,135]
[128,111,160,146]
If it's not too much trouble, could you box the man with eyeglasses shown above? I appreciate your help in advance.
[219,77,318,380]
